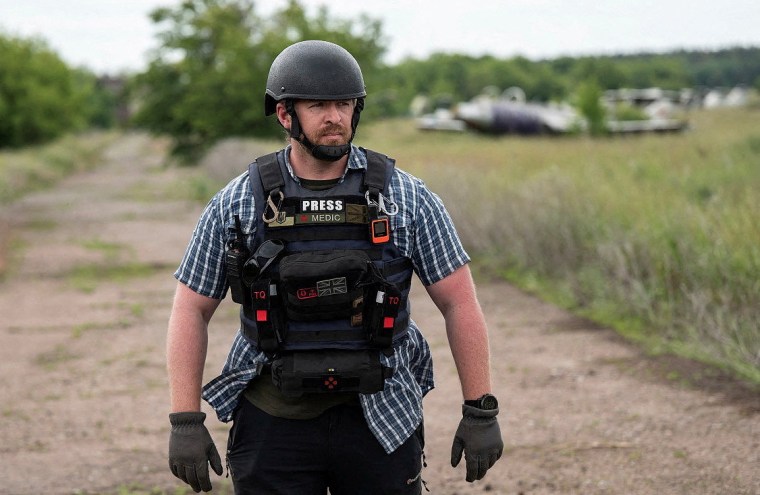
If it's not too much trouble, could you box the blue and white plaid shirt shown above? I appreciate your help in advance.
[175,144,469,453]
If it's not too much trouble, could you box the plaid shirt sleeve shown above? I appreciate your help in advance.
[174,172,254,298]
[389,169,470,286]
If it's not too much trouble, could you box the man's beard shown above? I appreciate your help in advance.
[292,119,355,162]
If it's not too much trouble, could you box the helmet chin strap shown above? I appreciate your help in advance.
[286,99,363,162]
[298,135,351,162]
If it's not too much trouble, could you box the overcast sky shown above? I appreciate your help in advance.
[2,0,759,74]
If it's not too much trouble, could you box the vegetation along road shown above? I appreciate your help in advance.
[0,133,757,494]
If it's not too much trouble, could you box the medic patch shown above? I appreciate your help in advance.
[295,212,346,224]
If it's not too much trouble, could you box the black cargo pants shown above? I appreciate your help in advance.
[227,399,424,494]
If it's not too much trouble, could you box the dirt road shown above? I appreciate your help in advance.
[1,134,757,494]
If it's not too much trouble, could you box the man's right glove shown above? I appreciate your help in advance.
[450,404,504,482]
[168,411,224,493]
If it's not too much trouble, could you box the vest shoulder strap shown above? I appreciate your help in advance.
[249,152,284,195]
[249,148,395,195]
[362,148,395,193]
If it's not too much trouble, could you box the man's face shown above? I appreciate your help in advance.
[291,99,355,146]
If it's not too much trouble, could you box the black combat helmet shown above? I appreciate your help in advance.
[265,40,366,161]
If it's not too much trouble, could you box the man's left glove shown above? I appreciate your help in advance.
[450,404,504,482]
[168,411,224,493]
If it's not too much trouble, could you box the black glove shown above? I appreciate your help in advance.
[450,404,503,482]
[168,411,224,493]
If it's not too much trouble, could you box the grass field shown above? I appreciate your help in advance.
[2,108,758,385]
[359,107,760,384]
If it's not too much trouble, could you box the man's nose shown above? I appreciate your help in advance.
[324,102,342,122]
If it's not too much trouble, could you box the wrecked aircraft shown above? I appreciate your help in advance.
[455,97,578,134]
[417,86,689,135]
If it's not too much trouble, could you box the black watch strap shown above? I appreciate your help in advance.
[464,393,498,410]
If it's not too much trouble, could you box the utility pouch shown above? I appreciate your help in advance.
[279,250,371,322]
[226,249,247,304]
[249,279,285,353]
[365,283,402,348]
[225,215,249,304]
[270,350,393,398]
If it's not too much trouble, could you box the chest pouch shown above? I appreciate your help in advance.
[270,349,394,398]
[365,283,403,348]
[279,250,371,323]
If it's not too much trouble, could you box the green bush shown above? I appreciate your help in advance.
[576,80,607,135]
[0,33,94,147]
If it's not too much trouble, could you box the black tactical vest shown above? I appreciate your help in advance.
[228,148,414,356]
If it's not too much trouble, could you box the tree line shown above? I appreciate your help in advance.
[2,0,759,153]
[382,47,760,113]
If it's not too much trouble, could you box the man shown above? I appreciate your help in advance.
[167,40,503,494]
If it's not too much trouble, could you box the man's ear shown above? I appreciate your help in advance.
[275,102,291,129]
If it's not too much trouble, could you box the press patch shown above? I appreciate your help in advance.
[300,199,345,212]
[294,198,348,224]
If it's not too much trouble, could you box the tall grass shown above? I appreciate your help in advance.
[0,131,117,278]
[361,108,760,383]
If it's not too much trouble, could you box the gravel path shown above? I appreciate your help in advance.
[1,134,757,494]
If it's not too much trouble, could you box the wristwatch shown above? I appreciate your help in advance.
[464,393,499,410]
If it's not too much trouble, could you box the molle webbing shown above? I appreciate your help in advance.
[242,148,412,352]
